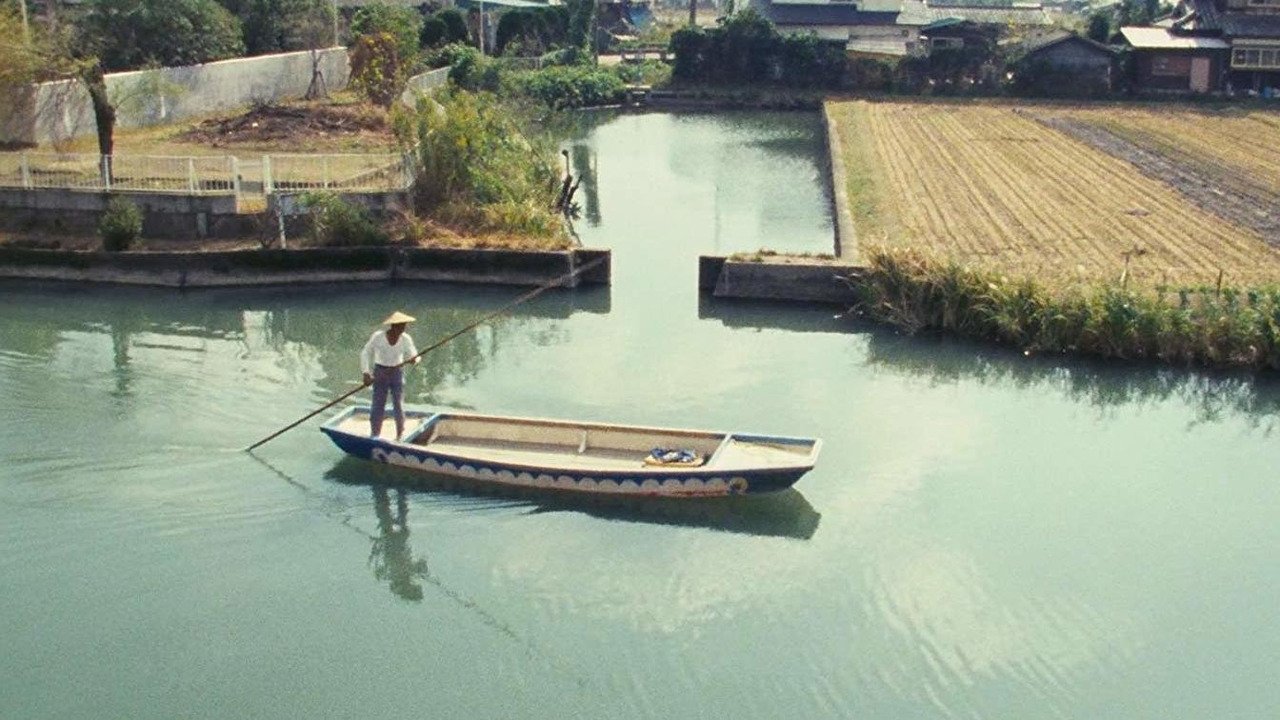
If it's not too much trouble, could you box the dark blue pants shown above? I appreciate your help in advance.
[369,364,404,438]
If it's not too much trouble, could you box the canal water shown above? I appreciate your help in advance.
[3,112,1279,719]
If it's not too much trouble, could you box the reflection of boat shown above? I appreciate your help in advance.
[325,457,822,540]
[321,407,822,497]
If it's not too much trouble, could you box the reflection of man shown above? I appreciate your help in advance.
[360,311,419,440]
[370,487,429,602]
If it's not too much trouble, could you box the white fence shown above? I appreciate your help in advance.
[0,152,413,195]
[265,153,413,193]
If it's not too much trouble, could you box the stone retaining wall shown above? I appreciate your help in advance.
[0,247,611,289]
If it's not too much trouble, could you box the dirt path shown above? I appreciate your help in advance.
[1026,111,1280,249]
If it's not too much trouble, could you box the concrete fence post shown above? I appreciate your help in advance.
[101,155,112,191]
[322,156,330,189]
[230,156,240,197]
[263,156,273,194]
[187,158,197,193]
[20,153,31,190]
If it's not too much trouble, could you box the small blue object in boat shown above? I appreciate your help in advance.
[647,447,702,465]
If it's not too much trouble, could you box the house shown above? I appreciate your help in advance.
[1019,31,1116,87]
[1123,0,1280,94]
[751,0,1052,58]
[1121,26,1229,93]
[751,0,926,58]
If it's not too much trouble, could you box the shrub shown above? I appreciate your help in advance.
[427,42,480,70]
[99,196,142,251]
[301,192,389,246]
[350,2,422,61]
[350,32,406,107]
[511,65,625,109]
[409,89,561,238]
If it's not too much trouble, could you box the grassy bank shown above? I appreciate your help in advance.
[852,247,1280,371]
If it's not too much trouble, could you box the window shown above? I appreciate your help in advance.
[1152,55,1193,76]
[1233,46,1280,69]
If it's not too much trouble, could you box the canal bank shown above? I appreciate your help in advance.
[0,246,610,288]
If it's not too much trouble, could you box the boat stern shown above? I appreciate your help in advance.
[320,407,434,460]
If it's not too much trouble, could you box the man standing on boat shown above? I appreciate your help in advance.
[361,311,420,440]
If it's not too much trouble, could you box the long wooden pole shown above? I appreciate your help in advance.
[245,255,607,452]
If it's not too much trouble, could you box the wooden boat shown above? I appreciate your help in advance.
[321,407,822,497]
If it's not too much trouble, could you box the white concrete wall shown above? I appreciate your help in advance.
[0,48,352,148]
[399,67,452,107]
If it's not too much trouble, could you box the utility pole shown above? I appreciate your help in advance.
[332,0,339,46]
[477,0,485,55]
[18,0,30,44]
[688,0,696,27]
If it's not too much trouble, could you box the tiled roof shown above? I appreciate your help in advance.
[1023,30,1116,55]
[900,0,1053,25]
[1120,26,1230,49]
[763,3,902,26]
[1220,14,1280,38]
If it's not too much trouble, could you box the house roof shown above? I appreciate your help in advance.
[1120,26,1230,49]
[1220,14,1280,39]
[1023,30,1116,55]
[762,3,902,26]
[899,0,1053,25]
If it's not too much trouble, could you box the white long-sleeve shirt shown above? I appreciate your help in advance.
[360,330,419,374]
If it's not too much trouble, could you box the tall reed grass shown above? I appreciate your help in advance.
[851,247,1280,371]
[405,88,565,240]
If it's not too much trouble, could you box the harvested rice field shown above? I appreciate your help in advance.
[1045,104,1280,194]
[826,99,1280,287]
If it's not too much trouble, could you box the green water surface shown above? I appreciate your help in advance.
[2,112,1278,720]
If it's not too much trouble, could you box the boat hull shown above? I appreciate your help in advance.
[320,408,819,497]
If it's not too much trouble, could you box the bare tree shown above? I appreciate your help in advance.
[282,0,340,100]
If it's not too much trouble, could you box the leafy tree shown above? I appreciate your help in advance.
[420,15,449,48]
[565,0,595,52]
[669,26,706,80]
[350,31,406,107]
[436,9,470,46]
[0,7,47,91]
[1087,12,1111,44]
[81,0,245,71]
[351,2,422,61]
[495,7,570,56]
[219,0,336,56]
[669,11,846,88]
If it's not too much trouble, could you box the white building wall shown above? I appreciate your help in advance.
[0,48,351,147]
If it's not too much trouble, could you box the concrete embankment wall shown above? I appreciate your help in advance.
[0,246,610,289]
[0,48,352,147]
[399,68,451,107]
[698,256,861,305]
[0,188,409,240]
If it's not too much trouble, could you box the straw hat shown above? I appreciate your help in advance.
[381,310,416,325]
